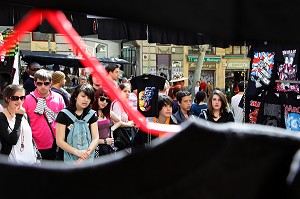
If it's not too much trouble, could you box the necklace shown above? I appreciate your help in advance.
[20,126,24,152]
[7,108,15,117]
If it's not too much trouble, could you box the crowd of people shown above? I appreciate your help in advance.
[0,64,244,166]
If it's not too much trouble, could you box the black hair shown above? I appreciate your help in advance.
[156,94,174,117]
[195,91,206,104]
[238,81,245,92]
[176,90,191,103]
[69,83,95,112]
[105,63,120,73]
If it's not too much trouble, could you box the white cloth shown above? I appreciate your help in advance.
[231,93,244,123]
[7,116,37,165]
[34,97,57,124]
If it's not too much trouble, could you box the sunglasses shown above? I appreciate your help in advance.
[10,96,26,101]
[36,82,51,86]
[99,97,110,103]
[30,68,40,71]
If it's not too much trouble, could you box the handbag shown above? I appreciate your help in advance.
[94,144,114,157]
[113,127,137,151]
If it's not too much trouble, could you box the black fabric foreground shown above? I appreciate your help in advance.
[1,119,300,199]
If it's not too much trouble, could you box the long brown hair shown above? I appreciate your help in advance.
[207,89,229,116]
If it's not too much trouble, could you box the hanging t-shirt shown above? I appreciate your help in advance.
[256,90,285,128]
[275,44,300,93]
[244,92,263,124]
[245,43,279,98]
[130,74,165,117]
[282,92,300,132]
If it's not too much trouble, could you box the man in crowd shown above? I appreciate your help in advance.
[51,71,70,107]
[23,69,65,160]
[23,62,42,95]
[105,63,121,87]
[173,90,193,124]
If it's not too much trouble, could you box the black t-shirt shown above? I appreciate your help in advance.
[55,108,98,160]
[130,74,165,117]
[256,90,285,128]
[275,44,300,93]
[246,43,279,98]
[282,92,300,132]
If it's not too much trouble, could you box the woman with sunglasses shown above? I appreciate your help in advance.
[91,88,123,157]
[0,84,40,165]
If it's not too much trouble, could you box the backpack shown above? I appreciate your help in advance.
[61,109,96,165]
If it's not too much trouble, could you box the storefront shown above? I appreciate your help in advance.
[188,61,216,92]
[225,61,249,102]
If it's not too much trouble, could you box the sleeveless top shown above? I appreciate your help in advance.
[97,118,111,139]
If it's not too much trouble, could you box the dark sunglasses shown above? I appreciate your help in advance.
[99,97,110,103]
[36,82,51,86]
[30,68,40,71]
[10,96,26,101]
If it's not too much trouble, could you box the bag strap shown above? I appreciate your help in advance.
[60,109,76,122]
[200,109,208,120]
[83,110,96,122]
[30,93,55,139]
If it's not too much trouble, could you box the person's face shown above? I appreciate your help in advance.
[7,90,25,109]
[29,64,41,76]
[179,95,192,111]
[80,79,87,85]
[92,75,102,90]
[98,95,110,109]
[109,68,120,81]
[35,78,51,96]
[211,94,222,111]
[121,85,131,100]
[76,91,91,109]
[159,104,173,118]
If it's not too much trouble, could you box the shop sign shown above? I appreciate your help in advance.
[187,55,221,62]
[189,62,216,70]
[227,62,248,69]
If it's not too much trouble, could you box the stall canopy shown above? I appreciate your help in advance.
[20,50,131,67]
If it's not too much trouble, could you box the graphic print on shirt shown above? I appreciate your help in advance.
[276,49,299,93]
[139,87,155,112]
[250,51,274,89]
[245,94,262,124]
[257,91,285,128]
[283,99,300,131]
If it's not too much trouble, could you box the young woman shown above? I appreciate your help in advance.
[56,83,99,165]
[199,89,234,123]
[91,88,123,157]
[0,84,40,165]
[111,83,135,127]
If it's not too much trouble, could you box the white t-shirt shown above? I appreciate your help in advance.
[7,116,37,165]
[230,93,244,123]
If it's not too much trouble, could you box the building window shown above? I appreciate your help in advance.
[188,44,216,55]
[32,32,55,42]
[225,45,250,55]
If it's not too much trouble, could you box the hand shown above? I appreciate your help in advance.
[128,120,134,127]
[106,138,114,145]
[15,105,25,115]
[76,149,90,160]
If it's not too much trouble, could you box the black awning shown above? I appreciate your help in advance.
[20,50,131,67]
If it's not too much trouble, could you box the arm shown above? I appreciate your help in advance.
[110,111,122,131]
[0,113,23,145]
[56,122,91,161]
[87,121,99,153]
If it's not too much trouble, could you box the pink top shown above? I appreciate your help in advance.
[22,90,65,150]
[111,100,129,122]
[97,118,111,138]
